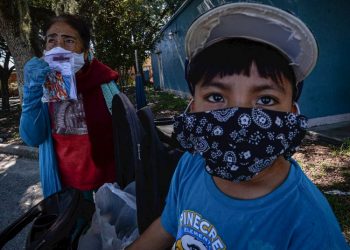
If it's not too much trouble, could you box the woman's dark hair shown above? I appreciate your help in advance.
[43,14,91,50]
[188,38,297,100]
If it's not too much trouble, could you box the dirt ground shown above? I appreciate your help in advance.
[294,135,350,191]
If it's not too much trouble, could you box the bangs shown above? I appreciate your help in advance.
[188,39,297,99]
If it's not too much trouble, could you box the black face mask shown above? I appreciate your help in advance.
[173,107,308,182]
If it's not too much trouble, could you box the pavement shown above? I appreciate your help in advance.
[0,154,42,250]
[0,143,38,160]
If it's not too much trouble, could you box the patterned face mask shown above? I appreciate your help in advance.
[173,107,308,182]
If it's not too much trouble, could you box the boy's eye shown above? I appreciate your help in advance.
[256,96,276,106]
[207,93,224,103]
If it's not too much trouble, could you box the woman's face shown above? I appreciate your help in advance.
[45,21,85,53]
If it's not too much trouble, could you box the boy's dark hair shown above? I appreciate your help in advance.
[43,14,91,50]
[188,38,297,100]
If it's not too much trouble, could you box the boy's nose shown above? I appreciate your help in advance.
[228,94,251,108]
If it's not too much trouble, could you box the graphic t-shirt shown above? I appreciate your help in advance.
[48,96,115,190]
[161,152,349,250]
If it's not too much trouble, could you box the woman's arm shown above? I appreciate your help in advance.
[126,217,175,250]
[19,57,51,146]
[19,84,48,146]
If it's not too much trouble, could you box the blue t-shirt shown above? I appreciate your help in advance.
[161,152,349,250]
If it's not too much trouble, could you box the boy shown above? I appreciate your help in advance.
[127,3,349,249]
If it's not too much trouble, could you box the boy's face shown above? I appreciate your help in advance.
[191,63,295,113]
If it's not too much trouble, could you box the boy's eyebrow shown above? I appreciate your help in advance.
[201,80,287,93]
[251,82,286,93]
[200,81,231,90]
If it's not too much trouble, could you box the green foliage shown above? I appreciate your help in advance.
[122,85,187,117]
[339,139,350,155]
[146,86,188,115]
[23,0,185,86]
[89,0,185,86]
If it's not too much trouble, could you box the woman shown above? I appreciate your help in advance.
[20,14,120,198]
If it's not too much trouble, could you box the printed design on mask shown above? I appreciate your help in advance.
[211,107,238,122]
[238,113,251,128]
[194,136,210,152]
[252,109,272,129]
[175,210,226,250]
[173,107,307,182]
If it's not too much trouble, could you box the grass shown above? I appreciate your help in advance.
[325,144,350,242]
[295,138,350,243]
[122,85,188,118]
[146,87,188,117]
[326,194,350,241]
[332,139,350,157]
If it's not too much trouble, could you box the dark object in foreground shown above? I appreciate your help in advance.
[0,188,95,249]
[112,92,183,234]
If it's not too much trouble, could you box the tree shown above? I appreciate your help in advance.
[0,37,15,111]
[0,0,185,99]
[89,0,184,86]
[0,1,35,101]
[0,0,85,101]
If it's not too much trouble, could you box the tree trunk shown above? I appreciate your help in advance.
[1,73,10,111]
[0,1,35,103]
[0,24,34,102]
[0,50,15,111]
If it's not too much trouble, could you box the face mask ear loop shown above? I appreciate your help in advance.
[294,102,301,115]
[184,98,194,114]
[87,48,94,62]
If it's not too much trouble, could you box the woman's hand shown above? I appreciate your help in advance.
[24,57,51,87]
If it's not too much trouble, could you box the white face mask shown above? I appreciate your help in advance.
[72,52,85,73]
[44,47,86,73]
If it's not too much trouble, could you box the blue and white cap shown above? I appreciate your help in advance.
[185,2,318,84]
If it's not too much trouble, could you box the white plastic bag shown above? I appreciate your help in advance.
[78,182,139,250]
[42,47,78,102]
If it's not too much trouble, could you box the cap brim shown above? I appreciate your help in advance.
[185,3,318,83]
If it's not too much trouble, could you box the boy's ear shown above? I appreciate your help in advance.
[291,102,301,114]
[190,99,195,112]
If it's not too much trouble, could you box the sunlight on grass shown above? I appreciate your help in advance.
[145,87,188,116]
[332,139,350,157]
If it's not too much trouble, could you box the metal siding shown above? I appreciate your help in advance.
[151,53,160,89]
